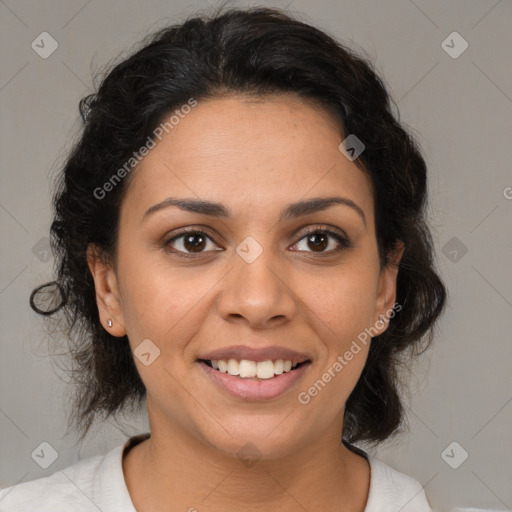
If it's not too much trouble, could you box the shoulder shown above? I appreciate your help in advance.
[0,441,135,512]
[0,452,107,511]
[365,456,433,512]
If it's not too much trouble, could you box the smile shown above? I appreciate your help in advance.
[197,358,312,400]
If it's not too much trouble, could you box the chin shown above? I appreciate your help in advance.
[199,418,308,462]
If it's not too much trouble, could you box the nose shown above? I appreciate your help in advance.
[216,242,297,330]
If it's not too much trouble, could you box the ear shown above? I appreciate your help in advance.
[86,243,126,337]
[372,240,405,336]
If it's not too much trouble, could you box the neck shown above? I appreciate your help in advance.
[123,416,370,512]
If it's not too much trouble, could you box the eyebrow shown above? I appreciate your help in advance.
[142,196,366,227]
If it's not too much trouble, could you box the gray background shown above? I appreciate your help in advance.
[1,1,511,510]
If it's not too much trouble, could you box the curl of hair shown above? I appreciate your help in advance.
[31,6,446,443]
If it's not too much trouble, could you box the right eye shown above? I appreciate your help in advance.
[164,228,223,256]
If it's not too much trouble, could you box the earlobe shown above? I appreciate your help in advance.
[373,241,405,334]
[86,244,127,336]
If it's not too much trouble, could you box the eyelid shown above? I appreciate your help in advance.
[293,223,348,242]
[167,225,219,241]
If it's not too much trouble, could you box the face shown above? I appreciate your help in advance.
[88,94,402,459]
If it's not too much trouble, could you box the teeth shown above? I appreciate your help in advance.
[208,359,302,379]
[227,358,240,376]
[256,360,275,379]
[238,359,257,378]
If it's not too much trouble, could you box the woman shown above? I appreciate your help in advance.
[0,6,446,511]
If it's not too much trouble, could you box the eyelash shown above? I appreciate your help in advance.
[163,225,350,258]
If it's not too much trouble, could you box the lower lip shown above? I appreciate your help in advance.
[198,361,311,401]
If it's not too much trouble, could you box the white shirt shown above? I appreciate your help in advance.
[0,433,432,511]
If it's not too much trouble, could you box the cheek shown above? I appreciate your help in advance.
[296,290,372,420]
[117,248,224,358]
[298,265,378,344]
[292,259,378,407]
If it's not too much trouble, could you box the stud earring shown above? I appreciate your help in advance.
[107,319,113,327]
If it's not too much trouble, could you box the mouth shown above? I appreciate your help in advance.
[198,358,310,380]
[197,358,312,401]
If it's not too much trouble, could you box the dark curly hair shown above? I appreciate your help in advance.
[30,5,446,444]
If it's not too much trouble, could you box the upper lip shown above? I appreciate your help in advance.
[198,345,311,364]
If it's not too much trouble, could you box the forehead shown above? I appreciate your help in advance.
[121,94,374,226]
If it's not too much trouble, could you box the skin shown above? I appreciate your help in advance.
[87,94,404,512]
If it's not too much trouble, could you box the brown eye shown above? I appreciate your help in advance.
[306,232,329,252]
[182,233,207,252]
[165,229,221,255]
[291,228,349,254]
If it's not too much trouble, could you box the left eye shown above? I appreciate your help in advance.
[291,230,349,253]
